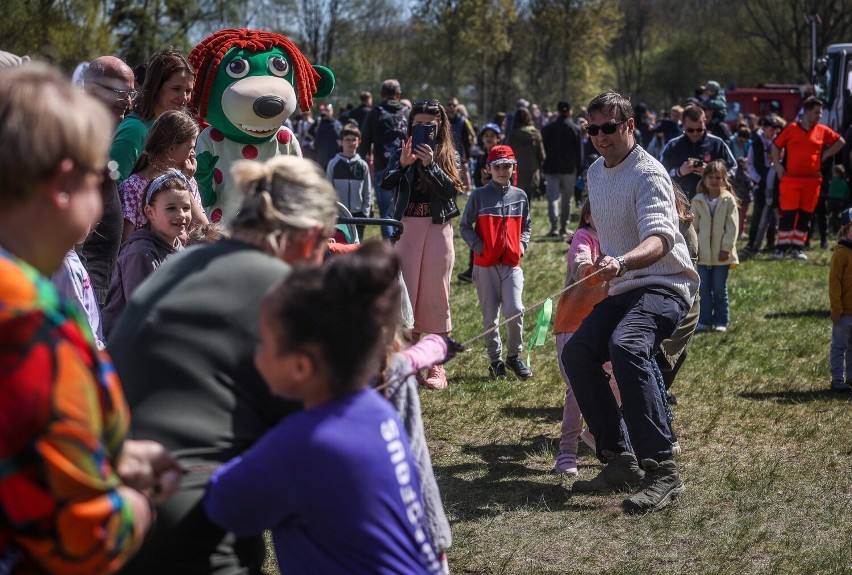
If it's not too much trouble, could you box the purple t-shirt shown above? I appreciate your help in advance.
[204,387,443,575]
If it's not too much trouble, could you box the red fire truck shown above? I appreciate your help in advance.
[724,84,807,126]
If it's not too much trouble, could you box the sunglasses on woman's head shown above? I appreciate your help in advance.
[586,119,627,136]
[413,99,441,113]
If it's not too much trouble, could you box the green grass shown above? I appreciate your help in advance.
[413,196,852,575]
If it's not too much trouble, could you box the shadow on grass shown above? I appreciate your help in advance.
[738,389,851,403]
[433,434,586,520]
[763,309,830,320]
[500,405,563,424]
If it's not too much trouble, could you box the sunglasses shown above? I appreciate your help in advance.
[685,127,705,134]
[586,119,627,136]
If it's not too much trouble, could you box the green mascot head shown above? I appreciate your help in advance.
[189,29,334,145]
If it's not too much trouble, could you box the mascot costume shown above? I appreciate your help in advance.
[189,29,335,222]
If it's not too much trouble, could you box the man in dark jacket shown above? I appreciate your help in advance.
[79,55,136,305]
[358,79,408,239]
[347,90,373,128]
[661,105,736,198]
[309,103,342,171]
[541,100,582,236]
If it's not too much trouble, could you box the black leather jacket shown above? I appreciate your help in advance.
[382,149,459,225]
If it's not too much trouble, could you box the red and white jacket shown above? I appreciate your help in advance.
[460,180,531,267]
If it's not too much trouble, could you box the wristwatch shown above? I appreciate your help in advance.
[615,256,628,277]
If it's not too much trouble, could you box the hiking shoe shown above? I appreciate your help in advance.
[792,249,807,260]
[553,450,578,476]
[572,450,644,494]
[579,428,597,452]
[423,364,447,389]
[489,360,507,379]
[505,355,532,379]
[457,268,473,283]
[830,379,852,392]
[622,459,685,514]
[772,249,785,260]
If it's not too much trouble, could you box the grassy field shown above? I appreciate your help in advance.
[415,195,852,575]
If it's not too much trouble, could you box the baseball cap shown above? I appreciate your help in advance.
[479,122,501,136]
[516,98,530,109]
[557,100,571,113]
[841,208,852,228]
[487,145,517,165]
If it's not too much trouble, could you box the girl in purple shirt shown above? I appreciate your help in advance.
[204,241,443,575]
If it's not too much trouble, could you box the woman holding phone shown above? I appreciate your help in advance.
[383,99,464,389]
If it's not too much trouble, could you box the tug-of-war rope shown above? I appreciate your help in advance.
[375,267,609,393]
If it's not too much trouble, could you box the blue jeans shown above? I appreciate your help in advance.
[830,315,852,382]
[697,264,730,327]
[561,286,687,462]
[374,167,395,239]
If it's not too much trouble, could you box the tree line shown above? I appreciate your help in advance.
[3,0,850,121]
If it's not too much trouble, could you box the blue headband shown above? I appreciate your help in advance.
[145,169,190,206]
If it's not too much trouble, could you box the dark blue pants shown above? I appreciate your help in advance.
[562,286,688,462]
[374,167,395,239]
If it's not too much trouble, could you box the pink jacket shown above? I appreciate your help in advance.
[554,228,609,334]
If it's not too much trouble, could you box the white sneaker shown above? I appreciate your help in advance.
[792,250,808,260]
[714,325,727,332]
[772,249,785,260]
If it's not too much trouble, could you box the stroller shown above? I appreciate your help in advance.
[334,203,414,329]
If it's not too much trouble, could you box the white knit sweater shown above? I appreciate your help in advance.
[587,145,699,306]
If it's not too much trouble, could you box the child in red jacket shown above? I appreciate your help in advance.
[459,145,532,379]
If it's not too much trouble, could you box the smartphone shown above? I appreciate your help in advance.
[411,124,437,150]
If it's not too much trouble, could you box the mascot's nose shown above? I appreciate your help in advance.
[253,96,286,119]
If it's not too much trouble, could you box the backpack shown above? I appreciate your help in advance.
[378,105,409,160]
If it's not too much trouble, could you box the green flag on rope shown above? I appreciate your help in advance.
[526,298,553,368]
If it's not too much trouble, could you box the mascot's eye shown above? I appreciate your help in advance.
[268,57,290,77]
[226,59,250,78]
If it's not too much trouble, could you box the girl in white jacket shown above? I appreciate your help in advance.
[692,160,739,332]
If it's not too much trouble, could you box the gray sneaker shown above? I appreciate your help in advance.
[622,459,685,514]
[572,450,644,494]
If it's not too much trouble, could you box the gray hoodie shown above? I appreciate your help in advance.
[326,152,372,215]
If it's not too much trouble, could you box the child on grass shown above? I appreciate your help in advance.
[119,109,207,241]
[102,170,191,337]
[326,124,371,241]
[828,208,852,393]
[52,247,105,349]
[459,144,532,379]
[552,199,620,475]
[458,122,503,283]
[204,241,444,574]
[692,160,739,333]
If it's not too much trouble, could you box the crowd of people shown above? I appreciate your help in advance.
[3,42,852,575]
